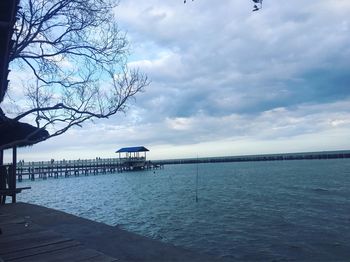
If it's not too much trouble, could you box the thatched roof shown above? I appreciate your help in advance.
[0,117,49,149]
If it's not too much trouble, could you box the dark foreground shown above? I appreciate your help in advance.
[0,203,220,262]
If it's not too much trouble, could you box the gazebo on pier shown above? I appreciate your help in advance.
[116,146,150,170]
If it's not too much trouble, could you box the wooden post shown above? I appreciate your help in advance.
[0,149,4,204]
[11,146,17,203]
[0,149,3,166]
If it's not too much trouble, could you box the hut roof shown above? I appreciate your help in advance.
[116,146,149,153]
[0,117,49,149]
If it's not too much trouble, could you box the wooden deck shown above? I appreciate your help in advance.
[0,211,117,261]
[0,203,220,262]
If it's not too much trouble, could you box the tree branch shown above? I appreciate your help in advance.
[3,0,149,149]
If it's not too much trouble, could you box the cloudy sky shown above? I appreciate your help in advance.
[6,0,350,161]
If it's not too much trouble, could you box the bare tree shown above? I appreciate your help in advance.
[0,0,149,150]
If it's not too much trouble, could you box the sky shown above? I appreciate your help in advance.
[4,0,350,161]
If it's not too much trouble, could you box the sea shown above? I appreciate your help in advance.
[17,158,350,261]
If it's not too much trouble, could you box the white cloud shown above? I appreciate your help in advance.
[9,98,349,162]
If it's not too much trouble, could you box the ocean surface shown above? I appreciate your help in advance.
[17,159,350,261]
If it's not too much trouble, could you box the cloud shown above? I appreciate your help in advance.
[11,98,349,162]
[5,0,350,161]
[121,0,350,121]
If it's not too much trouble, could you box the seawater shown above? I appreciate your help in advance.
[17,159,350,260]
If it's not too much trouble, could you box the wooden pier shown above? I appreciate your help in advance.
[12,157,163,182]
[1,146,163,203]
[0,210,118,262]
[1,203,218,262]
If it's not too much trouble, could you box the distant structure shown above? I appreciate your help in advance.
[116,146,150,171]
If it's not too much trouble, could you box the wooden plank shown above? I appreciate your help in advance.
[0,222,42,237]
[0,222,118,261]
[0,213,14,220]
[77,254,119,262]
[0,218,119,262]
[2,239,81,261]
[0,230,71,254]
[0,217,26,226]
[9,246,117,262]
[0,229,64,243]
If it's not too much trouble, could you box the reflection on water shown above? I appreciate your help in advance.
[18,159,350,260]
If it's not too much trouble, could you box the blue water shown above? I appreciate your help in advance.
[17,159,350,260]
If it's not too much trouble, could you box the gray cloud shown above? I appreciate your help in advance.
[121,1,350,150]
[8,0,350,161]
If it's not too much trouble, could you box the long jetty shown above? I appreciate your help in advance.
[13,158,162,181]
[153,150,350,165]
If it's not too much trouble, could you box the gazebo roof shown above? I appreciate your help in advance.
[116,146,149,153]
